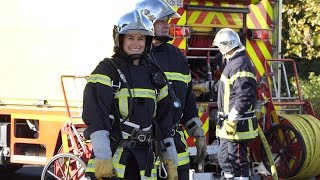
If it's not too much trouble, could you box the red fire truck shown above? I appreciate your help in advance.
[167,0,320,179]
[1,0,320,180]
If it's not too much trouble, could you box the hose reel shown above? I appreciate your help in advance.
[263,114,320,179]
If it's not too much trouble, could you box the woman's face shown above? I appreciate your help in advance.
[123,34,146,55]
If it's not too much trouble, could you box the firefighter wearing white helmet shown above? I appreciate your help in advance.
[83,10,178,180]
[212,28,258,179]
[136,1,207,180]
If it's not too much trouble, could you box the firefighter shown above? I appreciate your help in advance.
[82,10,178,180]
[135,1,207,179]
[212,28,258,180]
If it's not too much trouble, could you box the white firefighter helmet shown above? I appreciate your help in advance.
[114,10,154,53]
[212,28,242,55]
[135,0,181,22]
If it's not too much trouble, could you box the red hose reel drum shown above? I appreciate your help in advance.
[187,35,214,56]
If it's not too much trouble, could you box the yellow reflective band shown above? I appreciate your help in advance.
[248,117,253,131]
[112,147,125,178]
[112,147,124,164]
[154,158,160,166]
[220,74,230,114]
[113,163,125,178]
[114,88,157,117]
[157,85,169,101]
[87,74,112,87]
[140,169,157,179]
[177,151,190,166]
[85,159,95,173]
[177,131,188,151]
[164,72,191,84]
[115,88,157,99]
[229,71,256,85]
[118,97,129,117]
[220,72,256,114]
[176,131,190,166]
[216,119,258,140]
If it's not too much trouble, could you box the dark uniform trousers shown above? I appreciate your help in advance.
[218,138,250,177]
[85,150,147,180]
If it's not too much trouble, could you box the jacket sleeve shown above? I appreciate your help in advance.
[155,85,174,139]
[176,49,199,124]
[82,60,115,135]
[180,79,199,124]
[231,60,257,113]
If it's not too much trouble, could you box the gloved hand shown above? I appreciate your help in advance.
[185,117,207,163]
[95,159,116,180]
[226,107,240,135]
[192,84,206,97]
[163,159,178,180]
[193,136,207,164]
[225,119,237,135]
[90,130,115,179]
[161,138,178,180]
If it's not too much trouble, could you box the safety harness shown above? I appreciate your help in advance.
[106,58,170,177]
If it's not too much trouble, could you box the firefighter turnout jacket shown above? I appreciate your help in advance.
[82,56,173,178]
[216,50,258,141]
[152,43,199,168]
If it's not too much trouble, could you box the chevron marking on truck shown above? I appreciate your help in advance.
[246,0,273,77]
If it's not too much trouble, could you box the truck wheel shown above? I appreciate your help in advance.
[0,164,23,172]
[41,153,86,180]
[262,124,305,178]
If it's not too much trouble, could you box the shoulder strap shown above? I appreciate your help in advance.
[104,58,135,149]
[102,58,121,94]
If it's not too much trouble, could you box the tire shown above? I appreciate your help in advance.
[41,153,86,180]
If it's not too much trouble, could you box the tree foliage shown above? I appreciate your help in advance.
[291,72,320,116]
[282,0,320,116]
[282,0,320,60]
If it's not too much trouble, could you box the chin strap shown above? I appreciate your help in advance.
[113,50,146,63]
[154,36,173,43]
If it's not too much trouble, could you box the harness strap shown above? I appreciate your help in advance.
[110,101,123,153]
[119,139,150,148]
[118,139,154,177]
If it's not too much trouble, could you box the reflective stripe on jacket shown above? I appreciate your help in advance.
[152,43,197,168]
[216,50,258,140]
[152,43,198,125]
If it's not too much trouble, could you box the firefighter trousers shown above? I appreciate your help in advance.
[218,138,250,177]
[85,150,141,180]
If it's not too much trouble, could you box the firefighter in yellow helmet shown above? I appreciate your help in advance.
[212,28,258,179]
[82,10,178,180]
[136,0,207,179]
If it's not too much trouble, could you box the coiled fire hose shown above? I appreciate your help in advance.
[278,114,320,179]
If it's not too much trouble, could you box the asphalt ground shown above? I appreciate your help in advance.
[0,165,43,180]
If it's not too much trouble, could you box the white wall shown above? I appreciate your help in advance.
[0,0,138,102]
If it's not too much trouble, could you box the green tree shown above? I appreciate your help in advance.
[282,0,320,116]
[291,72,320,116]
[282,0,320,60]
